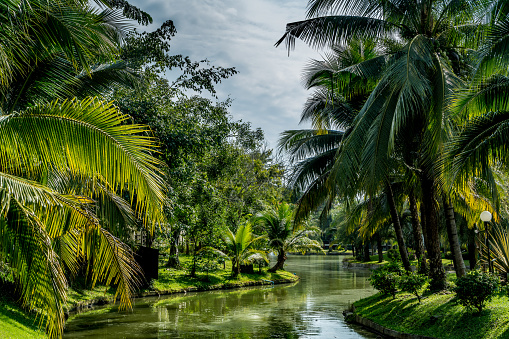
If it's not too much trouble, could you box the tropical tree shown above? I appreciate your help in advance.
[255,203,323,272]
[206,222,267,277]
[0,1,167,337]
[278,39,378,225]
[276,0,485,289]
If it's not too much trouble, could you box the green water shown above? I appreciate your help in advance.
[64,255,377,338]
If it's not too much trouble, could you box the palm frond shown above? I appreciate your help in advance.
[275,16,398,52]
[0,98,167,228]
[446,111,509,202]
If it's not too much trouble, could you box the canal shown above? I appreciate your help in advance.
[64,255,377,338]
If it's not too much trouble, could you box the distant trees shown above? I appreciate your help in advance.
[255,203,323,272]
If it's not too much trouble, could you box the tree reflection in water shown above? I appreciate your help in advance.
[64,256,377,339]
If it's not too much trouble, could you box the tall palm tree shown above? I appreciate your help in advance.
[255,203,323,272]
[276,0,484,289]
[0,1,167,337]
[279,40,378,224]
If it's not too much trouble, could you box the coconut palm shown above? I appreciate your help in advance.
[255,203,323,272]
[0,1,167,337]
[279,40,378,224]
[206,222,266,277]
[276,0,486,289]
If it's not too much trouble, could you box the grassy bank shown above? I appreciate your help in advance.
[344,253,463,268]
[354,291,509,338]
[0,293,45,339]
[65,255,298,309]
[1,255,298,338]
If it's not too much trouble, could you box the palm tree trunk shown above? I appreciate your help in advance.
[419,201,429,251]
[468,224,477,270]
[386,183,411,271]
[443,196,466,278]
[363,242,371,262]
[377,233,383,263]
[232,258,239,277]
[421,174,446,290]
[269,249,286,272]
[409,191,427,273]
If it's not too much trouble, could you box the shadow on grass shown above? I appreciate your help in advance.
[356,291,509,339]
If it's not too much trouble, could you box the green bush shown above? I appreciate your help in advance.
[399,272,429,302]
[384,261,404,274]
[454,270,499,313]
[369,267,400,298]
[387,249,401,262]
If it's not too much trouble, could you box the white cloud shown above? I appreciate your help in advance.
[130,0,322,148]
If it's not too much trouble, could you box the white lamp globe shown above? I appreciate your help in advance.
[480,211,492,222]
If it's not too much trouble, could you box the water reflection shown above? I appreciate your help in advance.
[64,255,377,338]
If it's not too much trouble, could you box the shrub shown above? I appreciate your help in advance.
[407,249,416,260]
[454,270,499,313]
[369,267,400,298]
[387,249,401,262]
[399,272,429,302]
[384,261,404,274]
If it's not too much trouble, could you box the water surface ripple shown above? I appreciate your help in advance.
[64,255,377,338]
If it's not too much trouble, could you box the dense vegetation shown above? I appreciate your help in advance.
[6,0,509,338]
[276,0,509,336]
[278,0,509,289]
[0,1,323,338]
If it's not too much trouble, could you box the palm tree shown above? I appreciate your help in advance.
[276,0,484,289]
[255,203,323,272]
[0,1,166,337]
[278,40,378,224]
[207,222,267,277]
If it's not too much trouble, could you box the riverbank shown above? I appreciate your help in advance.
[67,255,298,312]
[68,268,298,313]
[351,291,509,338]
[0,292,45,339]
[1,256,299,337]
[342,254,462,271]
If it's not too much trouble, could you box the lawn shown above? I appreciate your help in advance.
[354,290,509,338]
[0,294,46,339]
[344,253,467,268]
[153,255,298,292]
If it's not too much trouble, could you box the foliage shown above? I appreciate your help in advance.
[384,261,404,275]
[204,222,267,277]
[255,203,323,271]
[369,267,399,298]
[113,67,284,264]
[398,273,429,302]
[482,224,509,274]
[0,1,168,337]
[387,249,402,263]
[454,270,499,313]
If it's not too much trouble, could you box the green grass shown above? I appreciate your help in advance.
[354,291,509,339]
[344,253,467,268]
[0,292,46,339]
[64,255,298,305]
[66,285,114,306]
[153,255,298,292]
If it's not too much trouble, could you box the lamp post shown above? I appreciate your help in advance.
[480,211,493,273]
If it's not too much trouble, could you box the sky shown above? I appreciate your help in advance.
[129,0,322,149]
